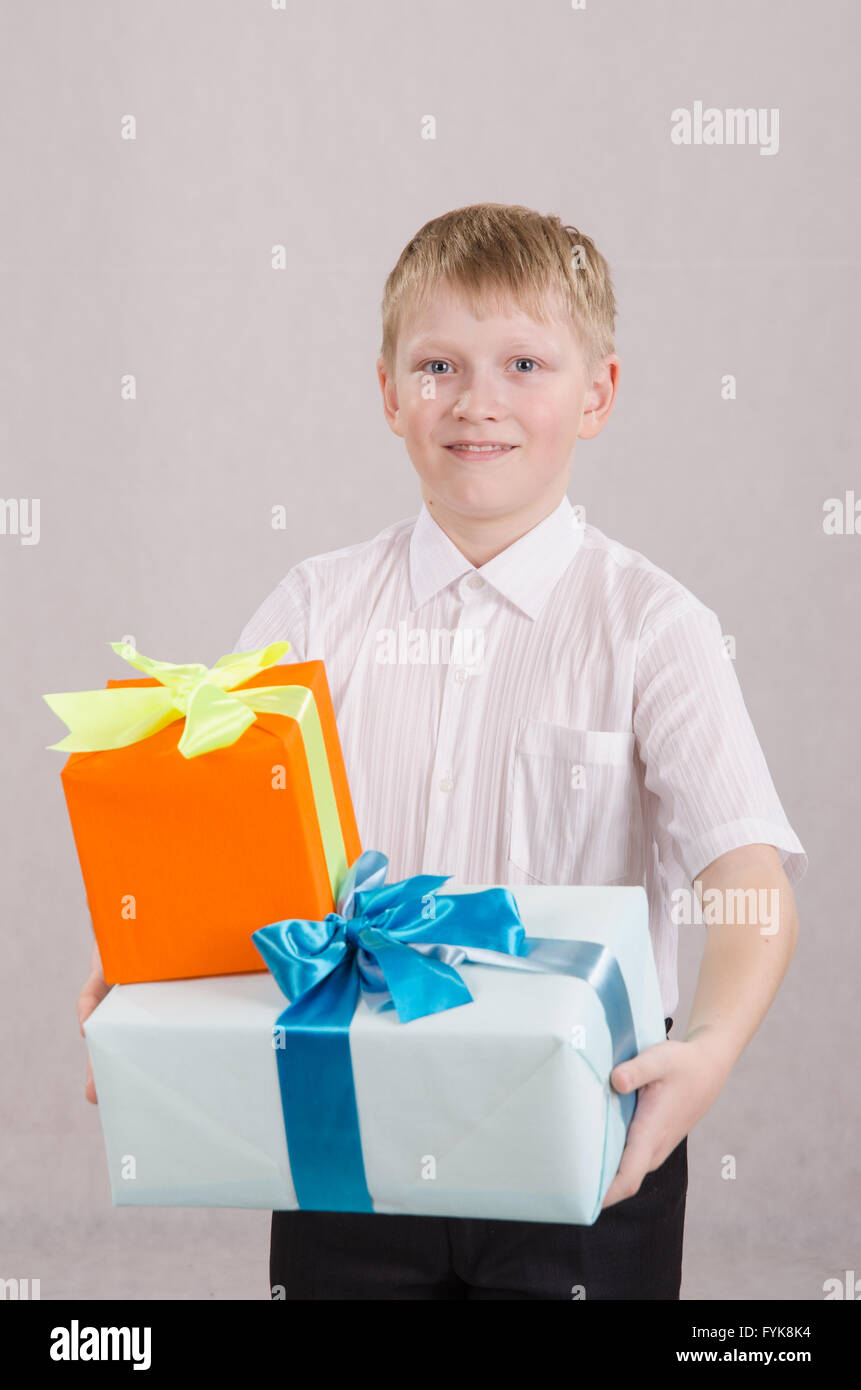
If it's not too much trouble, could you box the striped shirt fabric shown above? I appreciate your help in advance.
[233,493,807,1016]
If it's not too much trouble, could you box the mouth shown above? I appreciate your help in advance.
[443,443,519,461]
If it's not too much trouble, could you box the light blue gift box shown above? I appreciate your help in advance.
[84,866,667,1225]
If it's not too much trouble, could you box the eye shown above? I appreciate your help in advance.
[511,358,539,372]
[420,360,452,374]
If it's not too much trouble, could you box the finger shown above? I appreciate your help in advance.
[601,1098,665,1206]
[611,1039,675,1094]
[85,1055,98,1105]
[602,1140,653,1207]
[77,992,98,1033]
[602,1172,642,1208]
[77,976,108,1031]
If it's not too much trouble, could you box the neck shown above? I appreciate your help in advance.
[421,487,568,567]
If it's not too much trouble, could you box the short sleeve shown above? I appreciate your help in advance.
[633,604,808,886]
[231,565,309,662]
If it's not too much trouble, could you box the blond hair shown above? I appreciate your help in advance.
[380,203,616,379]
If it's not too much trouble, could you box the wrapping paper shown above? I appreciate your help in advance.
[49,653,361,982]
[84,883,666,1224]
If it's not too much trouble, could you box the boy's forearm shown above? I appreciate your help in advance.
[683,843,799,1074]
[87,937,103,978]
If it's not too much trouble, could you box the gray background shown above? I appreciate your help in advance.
[2,0,858,1299]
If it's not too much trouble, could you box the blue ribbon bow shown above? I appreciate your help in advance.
[253,850,639,1213]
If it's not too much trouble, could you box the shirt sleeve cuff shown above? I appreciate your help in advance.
[679,819,808,887]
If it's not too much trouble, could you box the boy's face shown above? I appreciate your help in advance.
[377,282,618,527]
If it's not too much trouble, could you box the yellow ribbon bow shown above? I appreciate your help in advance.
[42,640,303,758]
[43,639,349,895]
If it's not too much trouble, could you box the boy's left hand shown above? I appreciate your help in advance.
[601,1035,731,1208]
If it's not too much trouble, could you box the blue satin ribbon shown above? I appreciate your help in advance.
[253,850,639,1213]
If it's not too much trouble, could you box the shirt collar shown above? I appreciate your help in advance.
[409,494,585,620]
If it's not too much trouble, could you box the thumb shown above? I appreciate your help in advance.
[611,1040,671,1094]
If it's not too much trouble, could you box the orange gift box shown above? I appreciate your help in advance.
[54,660,362,984]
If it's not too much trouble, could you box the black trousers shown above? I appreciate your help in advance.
[270,1017,686,1300]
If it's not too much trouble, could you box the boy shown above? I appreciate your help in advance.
[79,203,806,1300]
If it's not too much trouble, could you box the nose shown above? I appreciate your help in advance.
[452,369,506,421]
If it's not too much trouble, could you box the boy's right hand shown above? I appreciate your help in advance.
[78,942,109,1104]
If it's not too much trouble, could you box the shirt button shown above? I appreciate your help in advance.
[466,573,484,589]
[439,776,454,793]
[453,668,467,684]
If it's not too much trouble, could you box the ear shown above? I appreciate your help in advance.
[376,354,403,436]
[579,354,620,440]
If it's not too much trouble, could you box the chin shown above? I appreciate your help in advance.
[431,485,530,518]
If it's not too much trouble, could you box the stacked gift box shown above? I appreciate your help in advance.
[44,640,667,1226]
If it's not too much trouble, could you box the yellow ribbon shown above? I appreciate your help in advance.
[43,640,348,897]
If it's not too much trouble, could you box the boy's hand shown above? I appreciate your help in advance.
[601,1034,731,1208]
[603,846,799,1208]
[77,943,109,1105]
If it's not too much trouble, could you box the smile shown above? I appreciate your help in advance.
[443,443,519,459]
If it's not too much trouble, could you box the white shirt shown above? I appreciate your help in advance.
[233,494,807,1016]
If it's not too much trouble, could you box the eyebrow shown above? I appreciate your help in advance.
[407,335,556,353]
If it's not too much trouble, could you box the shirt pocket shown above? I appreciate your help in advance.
[507,719,638,886]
